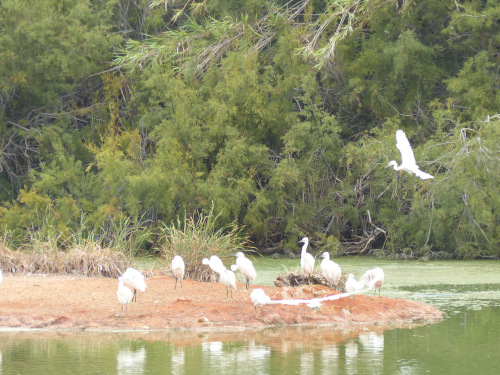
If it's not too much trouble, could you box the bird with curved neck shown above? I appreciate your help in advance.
[298,237,315,277]
[388,129,434,180]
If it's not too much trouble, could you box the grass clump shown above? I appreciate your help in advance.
[160,206,254,282]
[0,232,130,278]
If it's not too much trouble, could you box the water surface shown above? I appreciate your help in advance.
[1,258,499,374]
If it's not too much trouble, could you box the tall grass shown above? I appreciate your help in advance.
[160,206,255,281]
[0,213,146,277]
[0,240,129,277]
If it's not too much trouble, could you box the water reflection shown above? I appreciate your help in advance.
[171,347,184,374]
[117,347,146,375]
[0,306,499,375]
[1,255,500,375]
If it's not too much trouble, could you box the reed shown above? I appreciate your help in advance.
[160,205,254,282]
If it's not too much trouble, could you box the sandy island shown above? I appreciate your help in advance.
[0,275,442,331]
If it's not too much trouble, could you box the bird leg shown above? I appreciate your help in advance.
[133,289,137,302]
[174,278,177,291]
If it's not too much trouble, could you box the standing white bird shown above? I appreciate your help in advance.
[320,252,342,290]
[202,255,225,275]
[219,265,238,300]
[388,129,434,180]
[250,288,271,316]
[117,276,133,316]
[235,252,257,290]
[298,237,315,276]
[358,267,384,295]
[122,268,147,302]
[202,256,237,300]
[171,255,185,291]
[345,273,358,306]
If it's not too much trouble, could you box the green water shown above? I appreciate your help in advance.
[1,258,499,374]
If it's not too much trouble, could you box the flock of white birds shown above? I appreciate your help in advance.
[115,239,385,317]
[116,129,436,316]
[1,130,426,318]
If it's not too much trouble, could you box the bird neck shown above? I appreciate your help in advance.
[301,240,309,254]
[389,160,402,171]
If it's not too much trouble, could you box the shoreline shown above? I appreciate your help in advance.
[0,275,442,332]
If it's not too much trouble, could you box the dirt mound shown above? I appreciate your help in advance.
[0,275,442,331]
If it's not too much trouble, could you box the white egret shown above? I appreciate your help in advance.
[345,273,358,306]
[320,252,342,290]
[171,255,185,291]
[117,276,133,316]
[250,288,271,316]
[388,129,434,180]
[358,267,384,295]
[219,265,237,300]
[202,255,225,275]
[202,257,237,300]
[235,252,257,290]
[263,285,367,309]
[122,267,147,302]
[298,237,315,276]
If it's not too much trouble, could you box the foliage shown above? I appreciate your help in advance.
[0,0,499,260]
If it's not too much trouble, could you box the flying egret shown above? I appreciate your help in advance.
[298,237,315,276]
[171,255,185,291]
[117,276,133,316]
[250,288,271,316]
[122,268,147,302]
[235,252,257,290]
[260,285,368,309]
[345,273,358,306]
[320,252,342,290]
[388,129,434,180]
[358,267,384,295]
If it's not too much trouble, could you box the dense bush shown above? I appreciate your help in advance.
[0,0,498,258]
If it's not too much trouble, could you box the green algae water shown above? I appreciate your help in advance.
[1,259,499,374]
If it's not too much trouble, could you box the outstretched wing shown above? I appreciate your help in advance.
[395,130,417,167]
[414,169,434,180]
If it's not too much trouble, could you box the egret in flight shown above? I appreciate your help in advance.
[117,276,133,316]
[235,252,257,290]
[387,129,434,180]
[320,252,342,290]
[122,268,147,302]
[298,237,315,276]
[250,285,367,311]
[171,255,185,291]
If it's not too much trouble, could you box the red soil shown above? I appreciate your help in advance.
[0,275,442,331]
